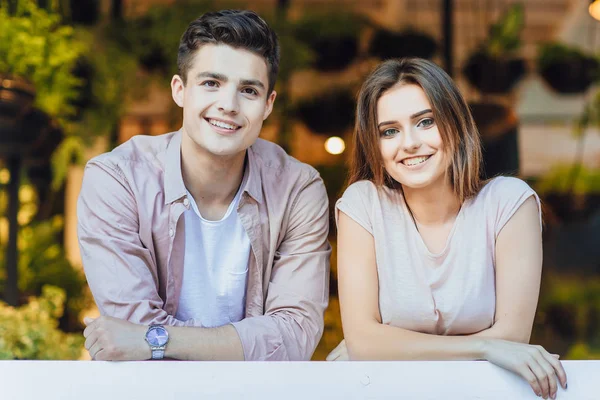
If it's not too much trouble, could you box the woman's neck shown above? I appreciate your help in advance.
[401,179,461,227]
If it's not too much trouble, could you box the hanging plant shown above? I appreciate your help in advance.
[294,12,363,72]
[0,0,84,126]
[538,43,600,94]
[463,3,526,94]
[296,89,355,136]
[369,28,437,60]
[468,102,519,179]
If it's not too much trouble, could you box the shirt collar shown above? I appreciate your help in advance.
[242,145,263,204]
[164,130,187,205]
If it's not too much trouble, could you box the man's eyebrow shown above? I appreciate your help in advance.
[377,109,433,129]
[240,79,265,90]
[195,71,228,81]
[194,72,265,91]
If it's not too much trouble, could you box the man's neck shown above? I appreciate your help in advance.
[180,135,247,219]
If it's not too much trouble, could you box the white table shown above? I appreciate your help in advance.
[1,360,598,399]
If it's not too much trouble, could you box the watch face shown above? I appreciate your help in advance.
[146,326,169,347]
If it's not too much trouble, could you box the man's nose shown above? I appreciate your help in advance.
[217,87,239,114]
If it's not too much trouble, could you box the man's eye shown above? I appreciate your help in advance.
[242,87,258,95]
[417,118,434,128]
[201,80,218,87]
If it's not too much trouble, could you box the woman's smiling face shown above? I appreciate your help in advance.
[377,83,448,190]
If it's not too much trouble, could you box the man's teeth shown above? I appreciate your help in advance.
[403,156,430,166]
[209,119,238,130]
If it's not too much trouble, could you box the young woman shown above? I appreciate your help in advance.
[327,58,567,400]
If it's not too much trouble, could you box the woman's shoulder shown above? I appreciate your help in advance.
[472,176,541,234]
[337,180,378,205]
[476,176,538,203]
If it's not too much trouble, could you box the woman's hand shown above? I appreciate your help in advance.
[483,339,567,399]
[326,339,349,361]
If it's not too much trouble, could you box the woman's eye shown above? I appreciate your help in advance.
[417,118,434,128]
[381,128,398,137]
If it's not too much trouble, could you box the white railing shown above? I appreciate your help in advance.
[0,360,598,399]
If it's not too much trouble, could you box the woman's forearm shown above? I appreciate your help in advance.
[347,322,489,361]
[468,321,531,344]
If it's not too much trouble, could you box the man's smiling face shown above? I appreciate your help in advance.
[172,43,276,158]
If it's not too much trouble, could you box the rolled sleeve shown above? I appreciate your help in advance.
[232,172,331,360]
[77,160,196,327]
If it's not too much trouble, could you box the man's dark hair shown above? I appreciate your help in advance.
[178,9,280,94]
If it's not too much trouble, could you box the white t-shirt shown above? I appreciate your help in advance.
[175,187,250,327]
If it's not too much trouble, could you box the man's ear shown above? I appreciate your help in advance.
[262,90,277,120]
[171,75,185,107]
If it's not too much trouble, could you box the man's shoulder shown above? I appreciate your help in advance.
[87,132,177,172]
[250,138,319,183]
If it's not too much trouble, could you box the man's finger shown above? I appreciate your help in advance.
[88,340,103,361]
[84,330,100,351]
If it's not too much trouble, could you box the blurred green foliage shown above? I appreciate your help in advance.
[535,273,600,359]
[0,216,92,331]
[0,181,91,331]
[482,3,525,58]
[0,0,85,126]
[0,285,84,360]
[536,164,600,195]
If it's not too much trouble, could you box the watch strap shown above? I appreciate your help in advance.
[151,348,165,360]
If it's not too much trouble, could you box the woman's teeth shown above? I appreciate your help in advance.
[402,155,430,166]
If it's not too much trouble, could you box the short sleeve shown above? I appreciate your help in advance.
[335,181,375,235]
[489,177,542,238]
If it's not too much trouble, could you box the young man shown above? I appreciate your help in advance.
[78,10,330,361]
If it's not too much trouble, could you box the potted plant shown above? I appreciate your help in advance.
[293,12,364,72]
[468,102,520,179]
[369,27,437,60]
[0,0,83,157]
[536,93,600,222]
[536,164,600,222]
[463,3,526,94]
[296,88,356,136]
[537,43,600,94]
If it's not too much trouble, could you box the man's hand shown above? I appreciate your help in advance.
[83,316,150,361]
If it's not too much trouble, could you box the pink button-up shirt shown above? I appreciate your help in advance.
[77,130,331,361]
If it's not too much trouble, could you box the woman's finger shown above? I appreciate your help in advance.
[528,356,551,399]
[518,364,543,397]
[535,354,558,399]
[541,350,567,390]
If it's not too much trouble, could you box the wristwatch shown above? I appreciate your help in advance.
[145,325,169,360]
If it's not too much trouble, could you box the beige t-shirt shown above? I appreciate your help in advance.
[335,176,541,336]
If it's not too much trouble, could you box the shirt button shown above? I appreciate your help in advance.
[169,228,174,237]
[183,197,189,207]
